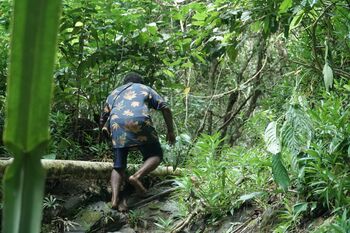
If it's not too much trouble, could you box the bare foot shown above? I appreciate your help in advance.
[129,175,147,196]
[111,198,118,210]
[117,198,128,212]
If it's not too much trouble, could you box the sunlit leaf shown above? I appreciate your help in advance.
[279,0,293,14]
[192,11,207,21]
[264,121,281,155]
[289,10,305,30]
[74,21,83,27]
[239,192,264,202]
[183,87,190,96]
[162,69,175,78]
[323,62,333,92]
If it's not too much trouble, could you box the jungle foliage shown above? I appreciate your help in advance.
[0,0,349,232]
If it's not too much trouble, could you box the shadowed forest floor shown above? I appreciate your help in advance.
[40,175,329,233]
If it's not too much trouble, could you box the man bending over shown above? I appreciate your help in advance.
[100,72,175,211]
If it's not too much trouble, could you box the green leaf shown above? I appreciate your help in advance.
[2,0,61,232]
[162,69,175,78]
[329,134,343,154]
[227,45,238,62]
[192,52,206,64]
[293,202,308,216]
[264,121,281,155]
[281,105,313,155]
[250,21,262,32]
[272,153,290,191]
[146,22,158,35]
[289,10,305,30]
[344,84,350,92]
[3,157,46,233]
[74,21,83,27]
[279,0,293,14]
[323,62,333,92]
[4,0,61,155]
[192,11,207,21]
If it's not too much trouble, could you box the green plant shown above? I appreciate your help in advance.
[2,0,61,232]
[313,210,350,233]
[43,195,61,211]
[177,133,269,219]
[100,212,114,226]
[264,121,290,191]
[88,141,111,161]
[128,209,145,228]
[162,133,191,169]
[52,217,80,232]
[273,200,308,232]
[154,216,174,232]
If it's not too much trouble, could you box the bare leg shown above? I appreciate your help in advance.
[129,156,161,195]
[111,169,125,209]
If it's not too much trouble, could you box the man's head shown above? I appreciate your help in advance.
[123,72,144,84]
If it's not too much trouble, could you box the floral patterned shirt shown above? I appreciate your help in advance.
[103,83,167,148]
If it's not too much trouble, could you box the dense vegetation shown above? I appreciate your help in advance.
[0,0,349,232]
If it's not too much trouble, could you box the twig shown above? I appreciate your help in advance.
[311,3,335,70]
[170,207,199,233]
[231,218,252,233]
[218,93,254,132]
[291,59,350,78]
[190,56,267,99]
[194,59,222,137]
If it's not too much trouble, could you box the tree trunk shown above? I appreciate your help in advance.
[0,159,183,179]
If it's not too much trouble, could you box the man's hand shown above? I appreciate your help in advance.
[166,131,176,145]
[101,127,110,140]
[161,108,176,145]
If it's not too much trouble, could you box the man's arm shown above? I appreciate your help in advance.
[100,104,111,139]
[161,107,176,145]
[99,105,110,128]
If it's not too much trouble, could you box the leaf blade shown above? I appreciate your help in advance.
[264,121,281,155]
[272,153,290,191]
[3,0,61,155]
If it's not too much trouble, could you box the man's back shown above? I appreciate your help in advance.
[107,83,166,121]
[106,83,167,148]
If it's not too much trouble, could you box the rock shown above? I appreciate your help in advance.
[63,194,87,216]
[108,224,136,233]
[65,201,125,232]
[160,200,181,215]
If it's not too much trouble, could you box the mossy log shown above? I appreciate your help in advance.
[0,159,183,179]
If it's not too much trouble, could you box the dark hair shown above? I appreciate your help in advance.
[123,72,144,84]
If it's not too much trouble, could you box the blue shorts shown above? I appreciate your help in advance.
[113,142,163,170]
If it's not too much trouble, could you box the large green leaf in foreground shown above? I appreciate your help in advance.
[2,0,61,232]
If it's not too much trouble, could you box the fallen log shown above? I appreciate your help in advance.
[0,159,183,179]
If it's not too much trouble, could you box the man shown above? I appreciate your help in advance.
[100,72,175,211]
